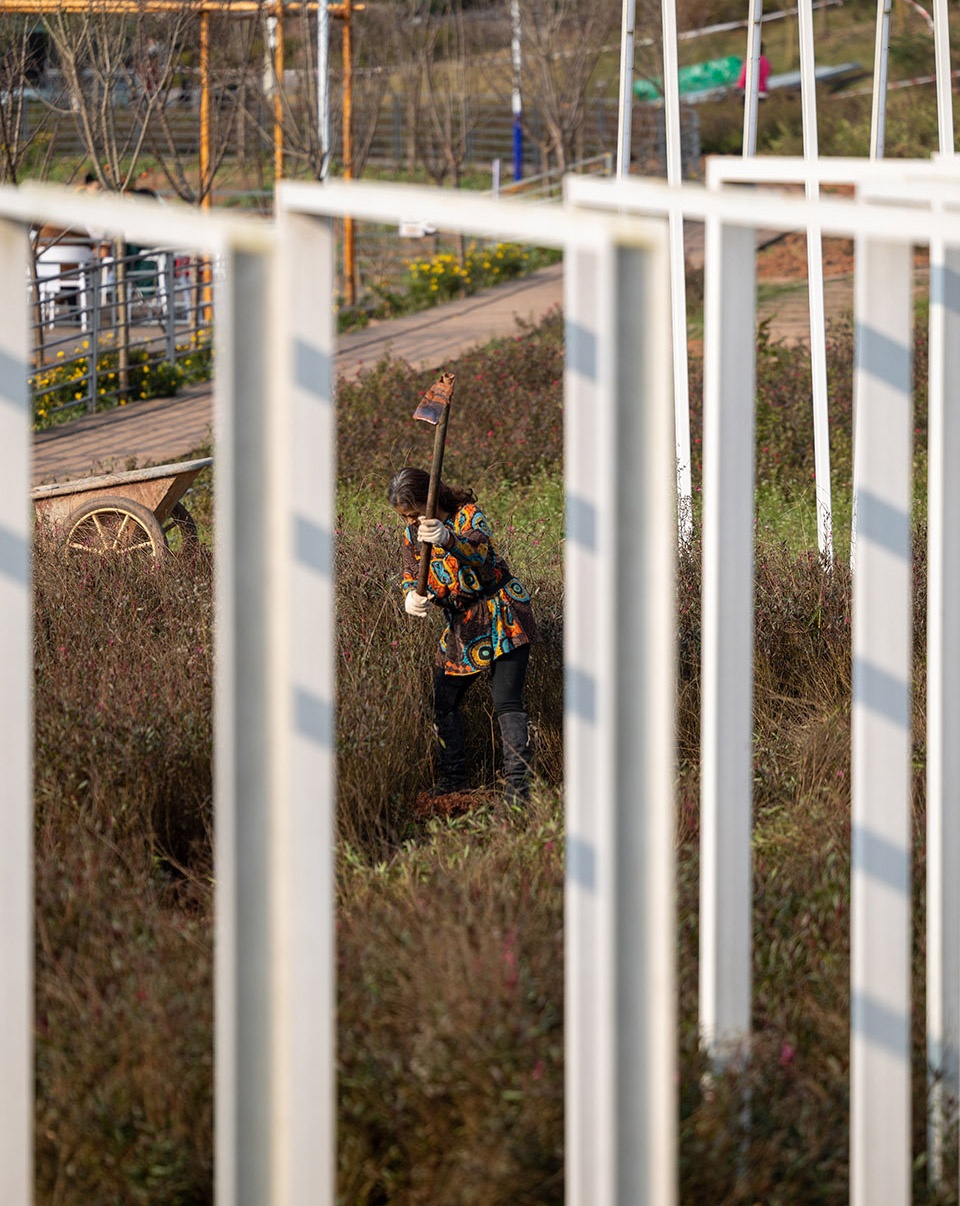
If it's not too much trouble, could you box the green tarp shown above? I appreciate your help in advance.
[633,55,742,101]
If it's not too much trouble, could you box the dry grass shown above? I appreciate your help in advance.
[32,310,956,1203]
[34,539,214,1204]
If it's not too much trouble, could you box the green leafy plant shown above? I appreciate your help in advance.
[31,330,214,431]
[339,242,561,332]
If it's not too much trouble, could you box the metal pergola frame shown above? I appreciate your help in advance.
[5,157,960,1206]
[0,0,324,204]
[616,0,957,555]
[568,160,960,1202]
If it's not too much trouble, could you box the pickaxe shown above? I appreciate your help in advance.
[412,370,456,595]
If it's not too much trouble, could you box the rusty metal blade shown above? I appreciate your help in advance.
[413,370,455,425]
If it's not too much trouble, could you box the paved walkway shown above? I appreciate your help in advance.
[32,263,565,485]
[32,246,860,486]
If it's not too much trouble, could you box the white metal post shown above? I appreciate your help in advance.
[616,0,636,179]
[318,0,331,179]
[660,0,693,543]
[870,0,892,160]
[742,0,764,158]
[511,0,523,181]
[699,216,756,1056]
[214,244,277,1206]
[797,0,834,559]
[564,224,676,1206]
[271,205,337,1205]
[933,0,955,157]
[926,232,960,1183]
[850,235,912,1206]
[0,215,32,1206]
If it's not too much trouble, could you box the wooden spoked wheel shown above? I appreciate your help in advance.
[161,502,200,555]
[62,496,166,559]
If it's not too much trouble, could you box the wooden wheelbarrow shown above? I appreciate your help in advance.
[31,456,211,558]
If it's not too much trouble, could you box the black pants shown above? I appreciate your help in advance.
[433,644,531,720]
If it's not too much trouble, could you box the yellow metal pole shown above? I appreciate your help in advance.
[273,2,285,185]
[0,1,318,12]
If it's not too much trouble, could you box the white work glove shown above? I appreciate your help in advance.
[417,517,452,548]
[404,590,430,618]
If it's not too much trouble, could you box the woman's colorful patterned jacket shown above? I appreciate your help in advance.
[400,502,538,676]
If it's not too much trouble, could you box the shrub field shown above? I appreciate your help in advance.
[33,305,956,1203]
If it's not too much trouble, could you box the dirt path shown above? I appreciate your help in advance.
[36,235,923,485]
[758,274,855,343]
[755,232,929,344]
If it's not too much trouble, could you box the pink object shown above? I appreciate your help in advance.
[737,53,771,97]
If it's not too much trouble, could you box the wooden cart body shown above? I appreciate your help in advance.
[32,456,212,556]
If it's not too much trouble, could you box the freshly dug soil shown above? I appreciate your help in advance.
[414,789,490,820]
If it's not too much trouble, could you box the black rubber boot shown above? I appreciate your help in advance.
[434,709,468,793]
[499,710,531,805]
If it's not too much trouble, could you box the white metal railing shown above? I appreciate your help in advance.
[701,153,960,1184]
[0,184,280,1206]
[567,163,960,1204]
[490,152,614,201]
[29,245,210,422]
[0,208,30,1206]
[4,162,960,1205]
[2,178,681,1205]
[276,176,678,1204]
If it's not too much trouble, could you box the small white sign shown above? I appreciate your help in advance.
[399,220,438,238]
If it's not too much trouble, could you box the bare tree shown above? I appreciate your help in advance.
[401,0,480,189]
[385,0,426,175]
[0,16,57,186]
[272,4,390,182]
[42,4,171,192]
[103,8,262,206]
[515,0,620,173]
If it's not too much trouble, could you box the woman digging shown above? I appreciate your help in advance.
[389,466,538,806]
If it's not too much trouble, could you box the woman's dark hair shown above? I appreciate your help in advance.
[387,467,476,514]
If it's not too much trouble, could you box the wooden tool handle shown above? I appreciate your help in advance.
[416,404,451,596]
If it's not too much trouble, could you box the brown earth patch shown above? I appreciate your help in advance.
[757,233,854,281]
[414,789,492,820]
[757,230,930,282]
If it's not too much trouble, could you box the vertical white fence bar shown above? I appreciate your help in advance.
[699,216,756,1055]
[564,223,676,1206]
[926,231,960,1181]
[616,0,635,178]
[317,0,331,179]
[797,0,834,560]
[271,203,336,1204]
[214,243,277,1206]
[741,0,763,158]
[933,0,955,156]
[0,216,32,1206]
[850,235,912,1206]
[660,0,693,543]
[870,0,893,159]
